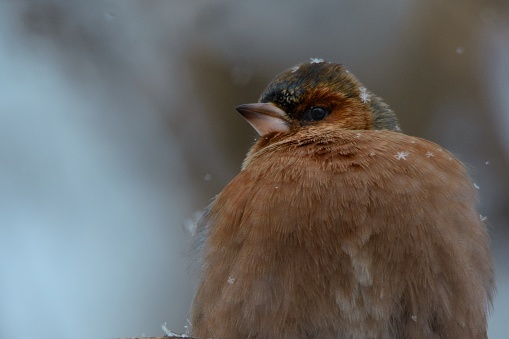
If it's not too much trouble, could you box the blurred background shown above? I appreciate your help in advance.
[0,1,508,338]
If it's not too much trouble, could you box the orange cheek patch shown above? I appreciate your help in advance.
[328,100,374,130]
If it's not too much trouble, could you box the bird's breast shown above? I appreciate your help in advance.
[193,128,488,338]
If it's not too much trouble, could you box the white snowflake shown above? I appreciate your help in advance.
[480,215,487,222]
[395,151,409,160]
[290,66,299,73]
[355,133,361,138]
[310,58,324,64]
[473,183,480,189]
[359,87,371,103]
[228,276,235,284]
[411,315,417,322]
[425,151,434,158]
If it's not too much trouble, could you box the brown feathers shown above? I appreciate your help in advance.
[190,61,494,339]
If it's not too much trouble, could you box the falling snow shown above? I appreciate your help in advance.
[395,151,409,160]
[473,183,480,189]
[228,276,235,284]
[425,151,434,158]
[310,58,324,63]
[359,87,371,103]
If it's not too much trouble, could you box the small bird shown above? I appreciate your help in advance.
[190,60,494,339]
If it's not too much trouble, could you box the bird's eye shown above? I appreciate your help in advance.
[302,106,328,122]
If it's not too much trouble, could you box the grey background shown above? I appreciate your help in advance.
[0,1,507,338]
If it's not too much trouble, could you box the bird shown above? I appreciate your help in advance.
[189,59,494,339]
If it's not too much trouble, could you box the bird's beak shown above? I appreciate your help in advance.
[236,103,290,136]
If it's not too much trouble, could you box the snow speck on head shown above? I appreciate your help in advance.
[480,214,488,222]
[228,276,235,284]
[425,151,434,158]
[310,58,325,64]
[290,66,300,73]
[359,87,371,103]
[473,183,480,189]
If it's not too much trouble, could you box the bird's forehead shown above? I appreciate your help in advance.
[259,81,304,110]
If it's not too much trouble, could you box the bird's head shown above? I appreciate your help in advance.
[236,60,400,137]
